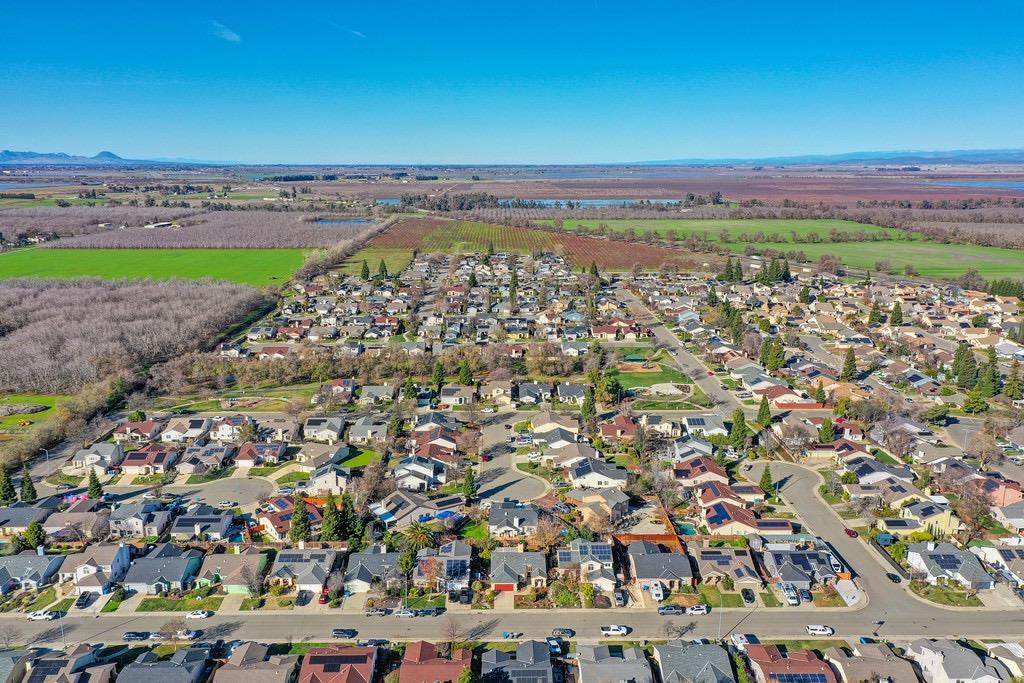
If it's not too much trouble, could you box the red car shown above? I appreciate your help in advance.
[318,592,329,604]
[844,529,858,538]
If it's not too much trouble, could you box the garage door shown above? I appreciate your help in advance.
[493,583,516,592]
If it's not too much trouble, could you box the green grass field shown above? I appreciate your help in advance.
[0,248,305,286]
[0,394,66,429]
[540,218,1024,280]
[340,248,414,276]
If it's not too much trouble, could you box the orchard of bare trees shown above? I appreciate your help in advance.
[0,207,203,239]
[0,278,270,393]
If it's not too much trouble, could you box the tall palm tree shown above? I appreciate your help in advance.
[404,521,435,552]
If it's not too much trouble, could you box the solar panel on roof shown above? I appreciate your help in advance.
[771,675,828,683]
[689,417,706,426]
[557,551,574,564]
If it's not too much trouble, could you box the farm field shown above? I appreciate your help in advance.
[540,217,1024,279]
[366,218,714,271]
[340,248,415,276]
[0,248,305,286]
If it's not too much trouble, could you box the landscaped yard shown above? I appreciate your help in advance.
[0,248,306,286]
[697,584,744,608]
[458,519,488,541]
[811,590,846,607]
[186,467,237,485]
[404,593,446,610]
[909,581,983,607]
[339,448,382,469]
[276,471,311,485]
[137,595,224,612]
[763,639,849,654]
[248,462,291,477]
[45,472,84,487]
[23,587,57,613]
[760,591,782,607]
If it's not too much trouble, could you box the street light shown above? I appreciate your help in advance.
[41,448,49,464]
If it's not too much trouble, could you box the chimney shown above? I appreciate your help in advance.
[36,545,45,556]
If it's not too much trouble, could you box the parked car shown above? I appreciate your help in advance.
[600,625,629,636]
[365,608,389,616]
[798,589,813,603]
[886,573,902,584]
[123,632,150,642]
[657,605,684,616]
[552,628,574,638]
[552,502,571,514]
[186,610,213,619]
[844,528,858,538]
[26,610,56,621]
[546,637,562,655]
[277,486,294,495]
[741,589,756,605]
[332,629,357,639]
[730,634,756,651]
[394,609,417,618]
[613,589,627,607]
[686,604,710,615]
[806,624,835,636]
[418,607,444,617]
[74,593,91,609]
[176,630,200,640]
[318,592,329,605]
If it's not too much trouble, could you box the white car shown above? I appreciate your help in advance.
[686,604,710,615]
[186,610,213,619]
[805,624,834,636]
[394,609,417,618]
[482,408,495,413]
[218,500,235,508]
[600,625,629,636]
[176,629,200,640]
[26,610,56,621]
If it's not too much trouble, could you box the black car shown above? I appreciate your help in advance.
[552,628,574,638]
[886,573,902,584]
[332,629,357,639]
[741,589,756,605]
[74,593,91,609]
[123,632,149,642]
[798,588,813,603]
[418,607,444,617]
[657,605,685,616]
[458,587,472,605]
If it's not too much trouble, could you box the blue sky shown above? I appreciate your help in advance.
[3,1,1023,164]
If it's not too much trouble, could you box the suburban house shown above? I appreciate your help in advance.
[109,501,171,539]
[673,456,729,488]
[564,488,630,524]
[554,539,616,592]
[58,543,131,595]
[682,414,727,437]
[0,552,64,594]
[488,501,539,537]
[344,545,403,593]
[257,499,323,542]
[576,646,653,683]
[268,548,338,594]
[43,500,110,541]
[302,416,346,444]
[112,420,163,443]
[394,455,448,491]
[413,541,472,591]
[177,444,236,475]
[71,443,124,471]
[569,458,628,488]
[369,490,464,529]
[481,641,553,683]
[349,415,389,445]
[398,642,471,683]
[118,649,209,683]
[0,504,51,537]
[213,642,299,683]
[489,547,547,592]
[906,639,1009,683]
[161,417,212,444]
[306,464,351,496]
[688,544,762,588]
[761,548,838,590]
[627,541,694,591]
[169,505,233,541]
[654,642,736,683]
[194,548,268,594]
[907,542,994,590]
[744,645,838,683]
[297,647,377,683]
[235,442,288,468]
[823,643,918,683]
[123,544,203,594]
[901,500,961,536]
[295,443,351,472]
[438,384,475,408]
[119,444,179,476]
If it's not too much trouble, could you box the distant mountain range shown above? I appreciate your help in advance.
[633,148,1024,166]
[4,147,1024,167]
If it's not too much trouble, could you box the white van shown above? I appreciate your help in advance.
[805,624,834,636]
[650,582,665,602]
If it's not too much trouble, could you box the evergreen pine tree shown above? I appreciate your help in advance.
[432,361,445,390]
[589,261,599,277]
[581,386,596,421]
[289,492,311,542]
[729,409,749,450]
[758,337,773,367]
[840,348,857,382]
[0,468,15,506]
[342,493,362,540]
[781,259,791,282]
[760,465,774,498]
[87,468,103,499]
[799,285,811,304]
[462,468,476,501]
[962,389,989,414]
[378,259,388,278]
[706,285,719,306]
[813,382,827,404]
[818,417,836,442]
[768,338,786,371]
[1004,360,1023,400]
[19,464,35,504]
[468,272,477,288]
[957,351,978,389]
[360,260,370,280]
[320,493,341,541]
[24,521,46,549]
[403,376,417,399]
[457,360,473,385]
[868,301,882,324]
[890,301,903,326]
[756,395,772,427]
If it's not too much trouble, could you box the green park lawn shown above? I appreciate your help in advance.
[0,248,306,286]
[0,394,66,429]
[608,363,688,389]
[340,248,414,276]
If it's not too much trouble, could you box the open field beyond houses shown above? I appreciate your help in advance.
[0,248,305,286]
[541,218,1024,279]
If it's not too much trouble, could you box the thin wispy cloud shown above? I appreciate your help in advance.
[210,20,241,43]
[347,28,367,39]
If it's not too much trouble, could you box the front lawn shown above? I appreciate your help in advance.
[23,587,57,612]
[763,639,848,655]
[909,581,983,607]
[45,473,83,487]
[276,471,310,485]
[137,595,224,612]
[248,463,290,477]
[760,592,782,607]
[697,584,744,608]
[339,448,382,469]
[186,467,236,485]
[404,593,446,610]
[101,594,125,612]
[811,590,846,607]
[52,597,74,613]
